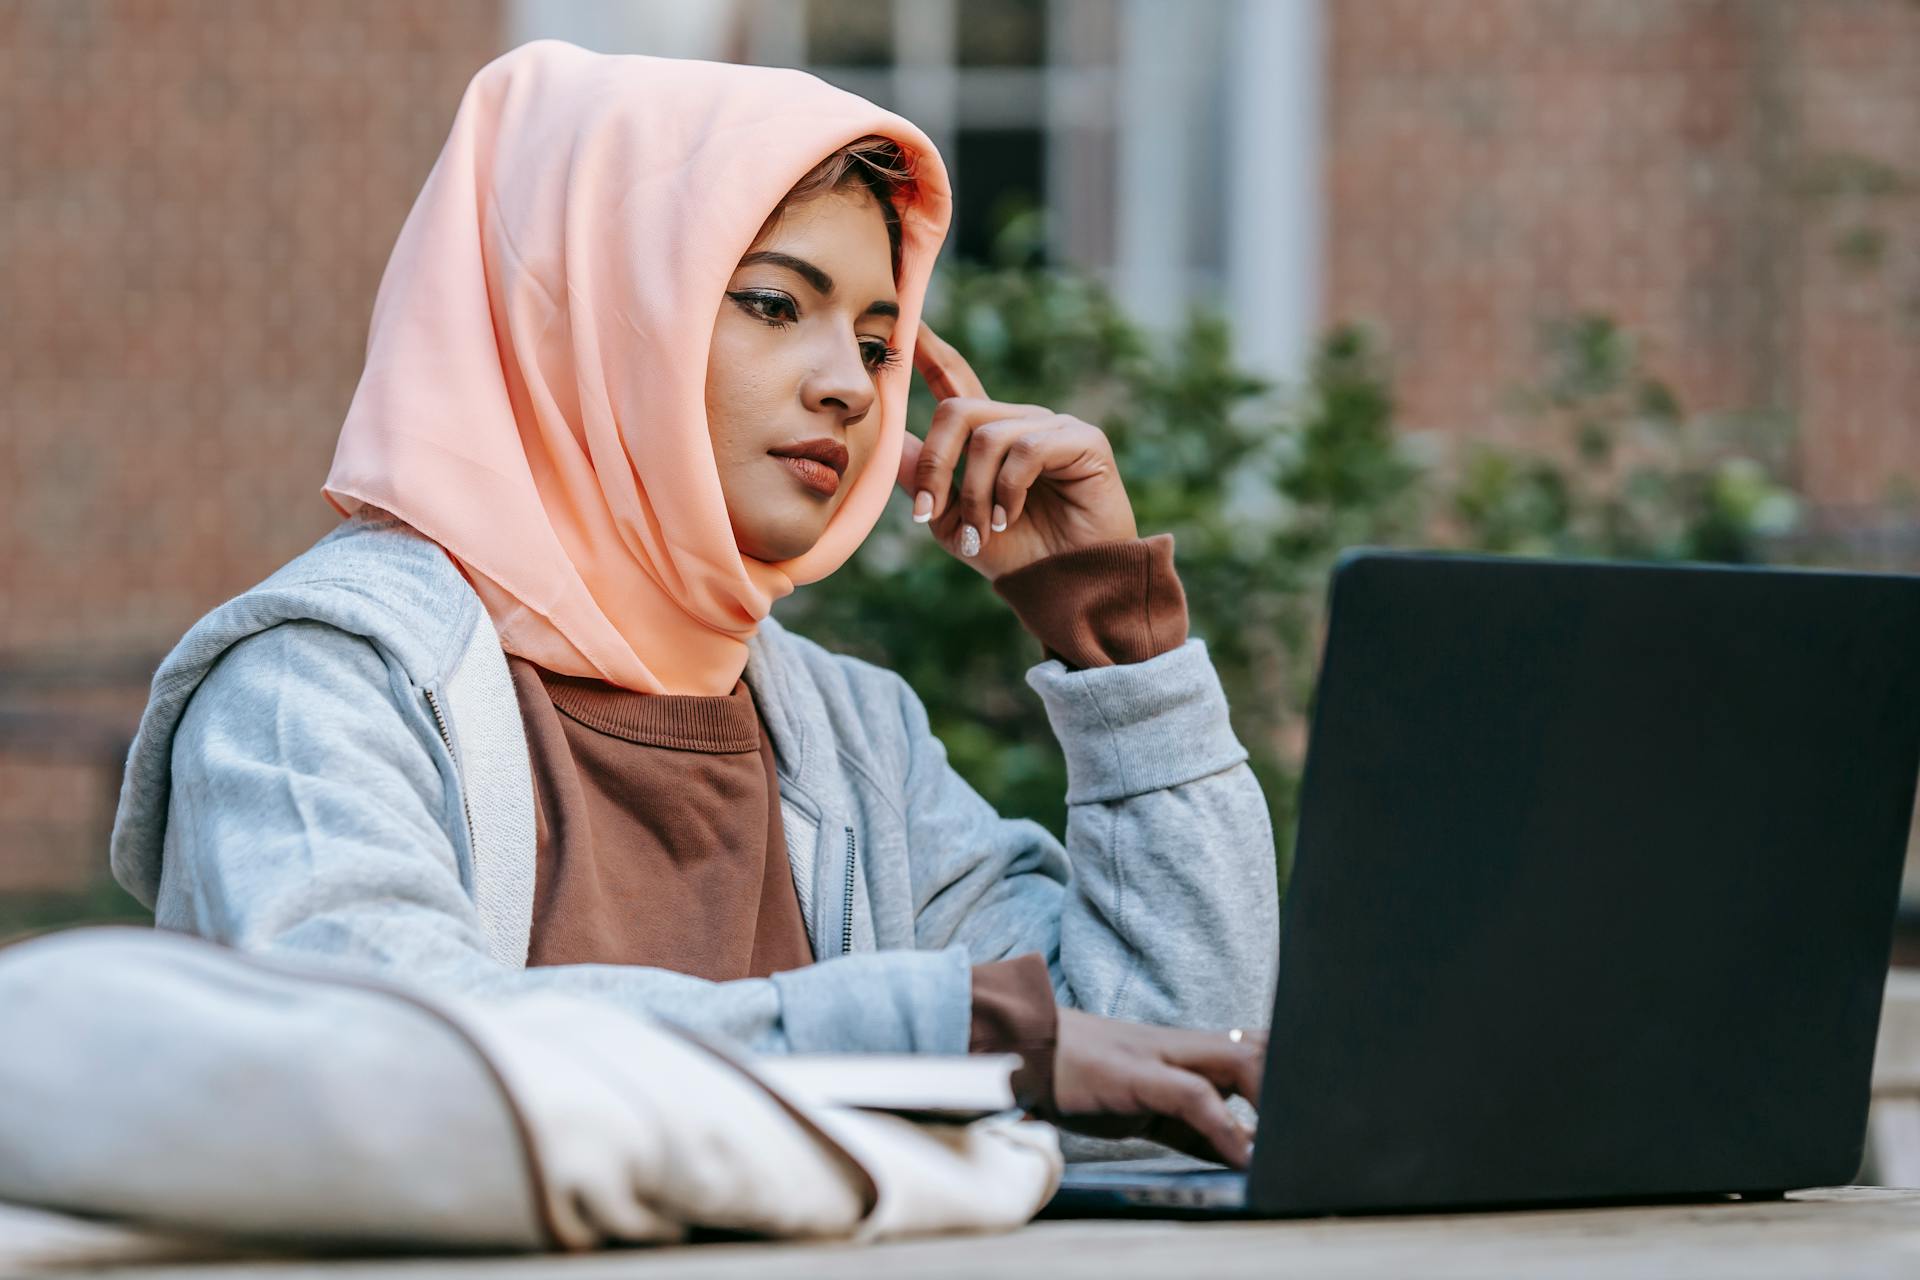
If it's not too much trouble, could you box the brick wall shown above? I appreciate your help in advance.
[1325,0,1920,509]
[1791,0,1920,511]
[0,0,501,894]
[2,0,1916,901]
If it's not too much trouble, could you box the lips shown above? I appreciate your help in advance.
[769,438,849,498]
[775,453,842,496]
[769,439,849,475]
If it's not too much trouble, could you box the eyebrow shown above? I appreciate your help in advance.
[738,251,899,319]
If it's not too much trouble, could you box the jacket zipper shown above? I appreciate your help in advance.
[840,825,857,956]
[423,688,476,852]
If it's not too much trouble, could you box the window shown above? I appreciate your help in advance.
[956,0,1046,67]
[805,0,892,68]
[772,0,1093,268]
[954,127,1047,265]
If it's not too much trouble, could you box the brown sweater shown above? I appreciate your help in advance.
[511,532,1189,1108]
[508,664,814,979]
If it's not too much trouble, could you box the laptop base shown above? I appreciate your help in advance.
[1039,1166,1251,1219]
[1044,1159,1251,1220]
[1040,1162,1784,1221]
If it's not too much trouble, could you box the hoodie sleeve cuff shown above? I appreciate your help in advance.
[989,533,1189,670]
[1023,636,1250,806]
[769,946,973,1054]
[968,953,1060,1111]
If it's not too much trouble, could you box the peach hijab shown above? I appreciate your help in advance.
[321,40,952,695]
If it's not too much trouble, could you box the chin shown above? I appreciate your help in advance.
[740,518,827,563]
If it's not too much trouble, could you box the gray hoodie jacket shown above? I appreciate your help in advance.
[108,507,1280,1056]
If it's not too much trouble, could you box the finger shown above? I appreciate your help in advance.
[911,398,1049,524]
[1163,1029,1268,1108]
[958,416,1060,546]
[912,321,989,401]
[987,432,1048,534]
[1137,1066,1255,1169]
[991,417,1106,528]
[1138,1117,1240,1168]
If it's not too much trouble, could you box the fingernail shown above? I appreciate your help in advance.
[960,524,981,557]
[991,504,1007,532]
[912,490,933,523]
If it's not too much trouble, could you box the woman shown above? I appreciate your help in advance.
[107,41,1279,1166]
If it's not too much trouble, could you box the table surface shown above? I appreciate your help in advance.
[7,1186,1920,1280]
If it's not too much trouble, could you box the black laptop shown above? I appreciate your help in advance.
[1046,549,1920,1218]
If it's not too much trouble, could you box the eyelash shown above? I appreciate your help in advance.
[730,290,901,374]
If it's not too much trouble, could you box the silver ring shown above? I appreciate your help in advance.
[1227,1027,1245,1045]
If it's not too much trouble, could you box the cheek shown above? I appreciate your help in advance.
[706,310,760,372]
[704,323,784,456]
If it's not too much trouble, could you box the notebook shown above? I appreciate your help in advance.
[754,1053,1021,1122]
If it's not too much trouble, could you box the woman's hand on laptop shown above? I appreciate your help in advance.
[1045,1008,1266,1168]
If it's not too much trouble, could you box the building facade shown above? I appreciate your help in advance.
[3,0,1916,897]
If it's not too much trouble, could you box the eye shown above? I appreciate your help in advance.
[732,289,899,376]
[729,290,797,326]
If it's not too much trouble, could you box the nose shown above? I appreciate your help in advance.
[801,331,877,427]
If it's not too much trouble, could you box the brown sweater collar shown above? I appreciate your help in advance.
[534,668,761,753]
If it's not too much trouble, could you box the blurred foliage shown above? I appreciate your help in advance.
[1451,314,1800,564]
[0,877,149,946]
[778,236,1803,889]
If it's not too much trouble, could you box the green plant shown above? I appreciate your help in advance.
[0,877,150,946]
[1450,314,1799,563]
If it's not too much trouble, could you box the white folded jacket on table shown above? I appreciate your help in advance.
[0,927,1061,1251]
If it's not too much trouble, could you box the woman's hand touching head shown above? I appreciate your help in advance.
[706,143,907,564]
[900,323,1139,580]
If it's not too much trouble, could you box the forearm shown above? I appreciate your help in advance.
[161,863,975,1055]
[993,534,1280,1028]
[1032,639,1280,1028]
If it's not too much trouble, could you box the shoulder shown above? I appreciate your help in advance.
[185,619,401,731]
[111,510,480,905]
[237,508,484,685]
[172,618,447,811]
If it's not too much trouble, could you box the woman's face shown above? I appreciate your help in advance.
[706,186,901,563]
